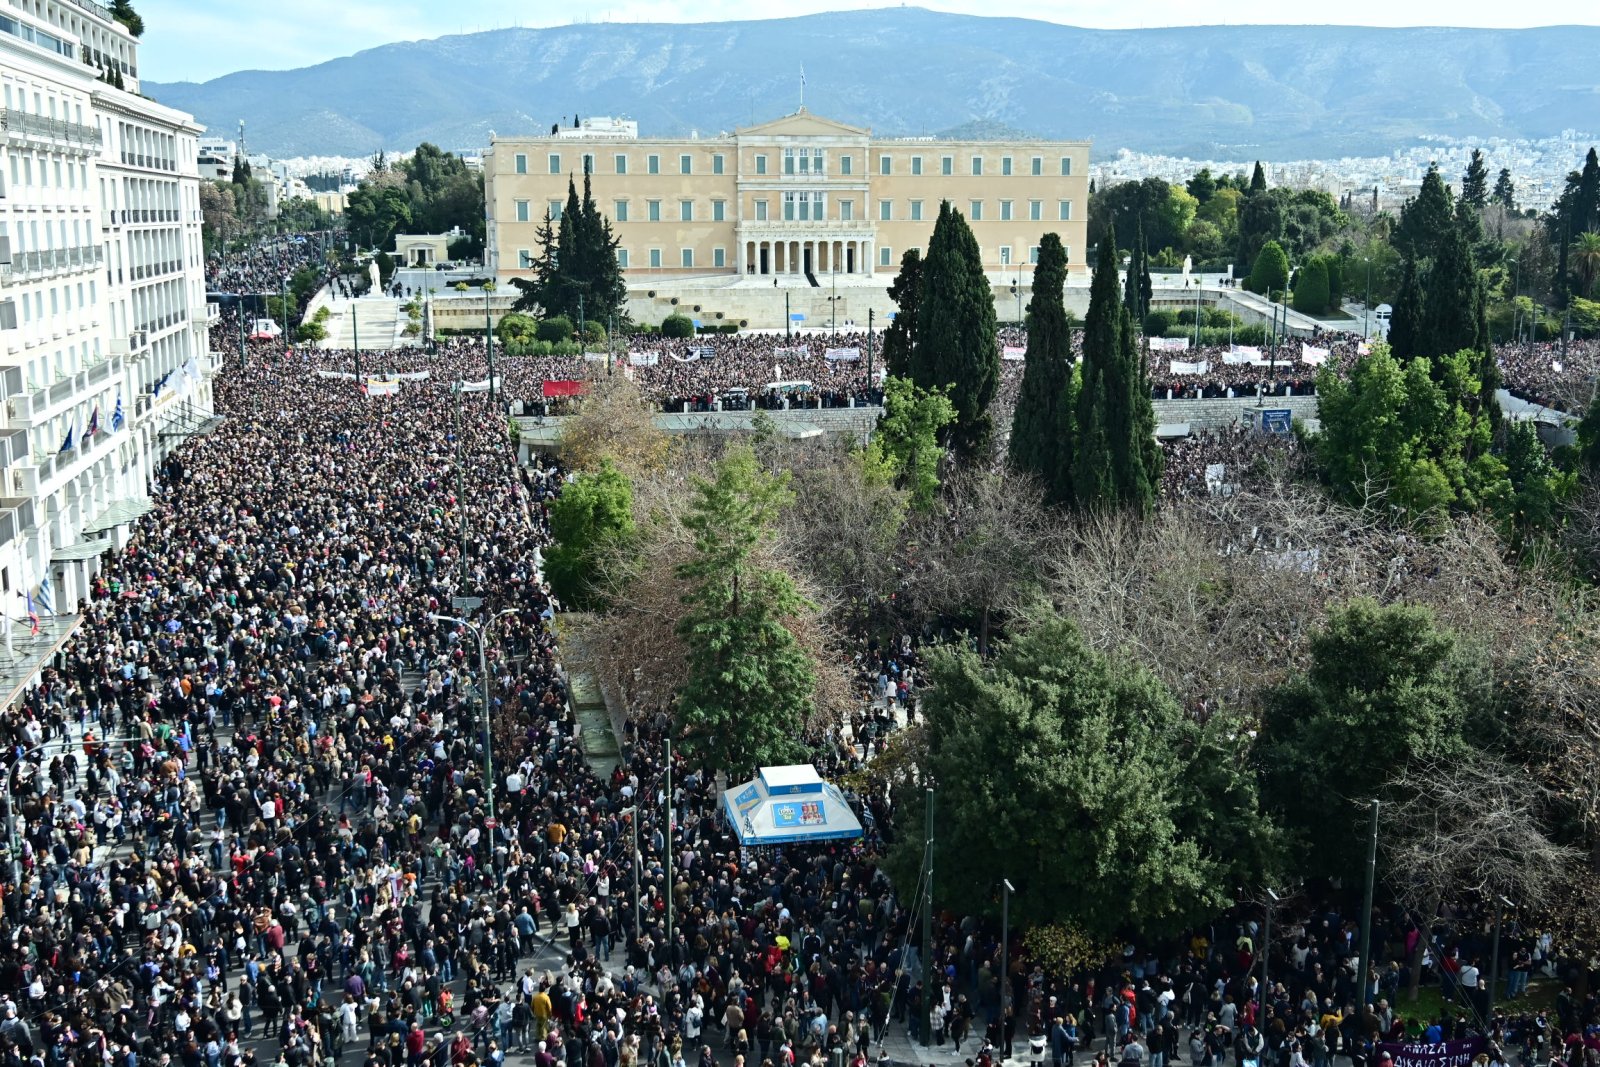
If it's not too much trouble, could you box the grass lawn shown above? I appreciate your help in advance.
[1388,978,1559,1028]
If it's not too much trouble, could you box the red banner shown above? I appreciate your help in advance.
[542,380,585,398]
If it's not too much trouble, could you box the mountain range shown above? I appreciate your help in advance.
[144,8,1600,161]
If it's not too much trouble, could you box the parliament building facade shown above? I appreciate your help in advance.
[484,110,1090,285]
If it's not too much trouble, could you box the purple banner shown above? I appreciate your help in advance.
[1377,1038,1486,1067]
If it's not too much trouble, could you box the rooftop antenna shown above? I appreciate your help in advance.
[799,63,805,112]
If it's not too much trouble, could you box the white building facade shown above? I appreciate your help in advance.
[0,0,211,620]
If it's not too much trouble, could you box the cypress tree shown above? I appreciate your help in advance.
[1461,149,1489,211]
[1492,168,1516,210]
[1420,228,1481,364]
[1249,161,1267,193]
[882,250,922,379]
[1388,259,1425,360]
[1394,165,1455,263]
[1007,234,1076,504]
[913,202,1000,462]
[1072,225,1160,514]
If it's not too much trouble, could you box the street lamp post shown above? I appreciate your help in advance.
[1488,894,1514,1020]
[1001,879,1015,1062]
[428,609,517,827]
[619,805,642,945]
[281,275,291,351]
[484,282,498,405]
[1259,888,1280,1029]
[1363,257,1373,341]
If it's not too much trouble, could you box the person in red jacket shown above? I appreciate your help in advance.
[407,1022,427,1066]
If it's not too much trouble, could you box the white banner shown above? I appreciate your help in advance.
[1229,344,1263,359]
[583,352,607,361]
[364,379,400,396]
[458,376,504,393]
[688,344,716,359]
[316,370,359,380]
[667,351,700,363]
[1149,337,1190,352]
[773,346,809,361]
[1002,345,1027,360]
[824,347,861,362]
[628,351,660,366]
[1170,359,1212,375]
[395,371,431,381]
[1357,342,1371,356]
[1553,360,1564,373]
[1300,344,1330,366]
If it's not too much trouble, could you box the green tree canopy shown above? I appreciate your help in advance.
[675,447,814,776]
[912,201,999,461]
[1257,599,1466,880]
[1248,240,1290,295]
[511,173,627,329]
[1008,233,1078,505]
[1292,257,1330,314]
[1394,165,1456,264]
[894,614,1267,937]
[867,377,956,511]
[1461,149,1490,211]
[545,459,636,611]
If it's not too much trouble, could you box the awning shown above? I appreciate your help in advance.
[721,765,863,847]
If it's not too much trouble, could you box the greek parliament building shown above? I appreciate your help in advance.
[484,110,1090,289]
[0,0,213,656]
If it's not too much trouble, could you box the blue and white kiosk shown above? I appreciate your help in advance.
[721,764,864,847]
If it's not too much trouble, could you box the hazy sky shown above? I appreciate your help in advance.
[140,0,1592,82]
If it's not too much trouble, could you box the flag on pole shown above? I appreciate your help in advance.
[37,573,54,614]
[111,394,124,431]
[23,591,39,636]
[58,423,73,453]
[87,406,100,438]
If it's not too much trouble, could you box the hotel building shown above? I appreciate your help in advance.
[0,0,211,628]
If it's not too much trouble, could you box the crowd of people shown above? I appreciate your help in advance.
[2,235,1595,1067]
[1495,340,1600,412]
[206,235,332,296]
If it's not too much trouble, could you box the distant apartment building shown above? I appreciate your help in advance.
[0,0,212,617]
[484,110,1090,283]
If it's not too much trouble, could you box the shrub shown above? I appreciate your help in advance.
[537,316,575,343]
[1144,309,1178,335]
[497,312,540,347]
[1163,325,1268,347]
[580,320,607,344]
[661,314,694,338]
[719,323,740,335]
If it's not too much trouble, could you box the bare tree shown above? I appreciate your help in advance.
[1380,754,1579,1000]
[559,373,672,476]
[903,465,1061,655]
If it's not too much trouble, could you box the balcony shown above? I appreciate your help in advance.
[0,245,104,283]
[0,497,37,551]
[0,108,101,153]
[737,218,876,235]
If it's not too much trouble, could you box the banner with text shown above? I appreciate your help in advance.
[1002,345,1028,360]
[363,379,400,396]
[774,346,810,361]
[824,347,861,362]
[542,380,584,398]
[1149,337,1191,352]
[1300,344,1330,366]
[1376,1039,1486,1067]
[1170,359,1212,375]
[628,351,660,366]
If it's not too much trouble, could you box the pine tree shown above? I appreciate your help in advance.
[1492,168,1517,211]
[1249,161,1267,193]
[1461,149,1489,211]
[912,202,1000,462]
[1008,234,1077,505]
[882,250,922,379]
[1072,225,1160,514]
[1580,148,1600,234]
[578,170,627,329]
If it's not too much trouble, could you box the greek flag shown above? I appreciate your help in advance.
[111,394,124,431]
[37,573,54,615]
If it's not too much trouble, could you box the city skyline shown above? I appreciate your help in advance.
[142,0,1598,82]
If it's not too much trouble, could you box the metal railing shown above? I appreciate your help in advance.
[0,108,101,149]
[1,245,103,279]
